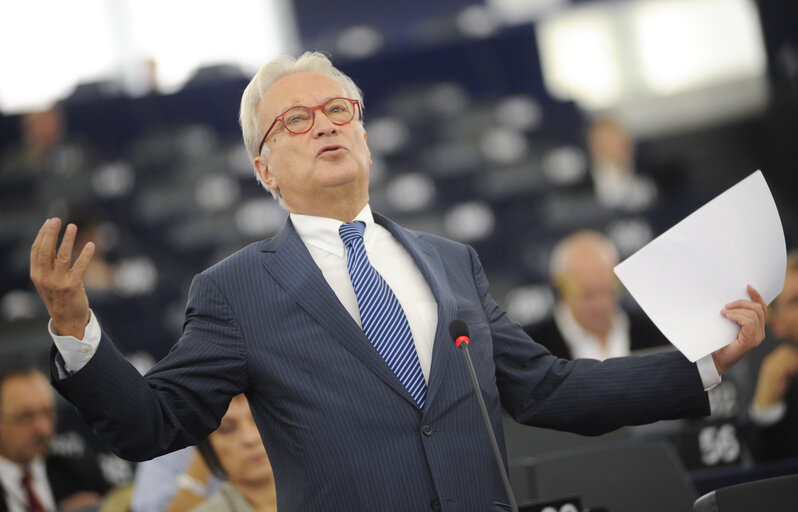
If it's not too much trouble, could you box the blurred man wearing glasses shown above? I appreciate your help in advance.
[525,230,669,360]
[0,366,110,512]
[30,52,767,512]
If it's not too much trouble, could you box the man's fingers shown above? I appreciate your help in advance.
[71,241,96,278]
[31,218,59,277]
[725,285,767,322]
[746,284,766,306]
[722,307,764,349]
[38,218,61,270]
[30,219,49,272]
[55,223,77,269]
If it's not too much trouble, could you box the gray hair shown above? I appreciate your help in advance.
[549,230,620,280]
[239,51,365,199]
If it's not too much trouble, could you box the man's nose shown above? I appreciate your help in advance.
[313,110,338,136]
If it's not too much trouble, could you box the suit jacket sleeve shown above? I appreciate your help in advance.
[50,272,249,461]
[464,245,710,435]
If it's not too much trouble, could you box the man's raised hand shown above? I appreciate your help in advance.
[29,218,95,339]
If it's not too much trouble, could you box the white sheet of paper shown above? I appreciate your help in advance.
[614,170,786,362]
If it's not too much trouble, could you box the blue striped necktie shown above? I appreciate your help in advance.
[339,221,427,408]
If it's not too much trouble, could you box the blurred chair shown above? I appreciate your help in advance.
[522,440,695,512]
[693,473,798,512]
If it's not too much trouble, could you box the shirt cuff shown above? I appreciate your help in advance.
[696,354,721,391]
[749,400,787,426]
[48,310,101,374]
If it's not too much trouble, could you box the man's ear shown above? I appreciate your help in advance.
[254,156,278,192]
[364,130,372,167]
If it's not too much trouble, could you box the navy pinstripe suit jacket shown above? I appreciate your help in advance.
[52,212,709,512]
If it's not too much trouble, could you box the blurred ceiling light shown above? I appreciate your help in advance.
[235,198,287,238]
[366,117,411,155]
[0,0,114,112]
[386,173,436,214]
[444,201,495,242]
[195,174,241,213]
[542,145,587,185]
[487,0,568,25]
[422,142,482,177]
[92,161,136,199]
[606,217,654,258]
[0,0,295,112]
[494,95,544,131]
[335,25,384,59]
[633,0,767,96]
[504,284,555,326]
[480,126,529,164]
[426,83,471,116]
[114,257,159,296]
[536,0,768,133]
[227,144,256,177]
[0,291,41,321]
[536,7,623,109]
[455,5,502,39]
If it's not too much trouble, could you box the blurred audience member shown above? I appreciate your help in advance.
[0,105,100,224]
[524,230,668,360]
[749,250,798,461]
[130,446,220,512]
[0,366,112,512]
[191,395,275,512]
[69,209,116,293]
[6,107,65,173]
[587,116,658,211]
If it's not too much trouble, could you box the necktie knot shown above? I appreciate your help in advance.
[339,221,365,246]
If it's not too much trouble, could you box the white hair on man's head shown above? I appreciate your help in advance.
[239,51,365,200]
[548,230,620,281]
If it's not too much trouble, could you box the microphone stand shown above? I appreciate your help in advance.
[456,338,519,512]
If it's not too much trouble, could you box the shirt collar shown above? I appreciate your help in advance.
[554,302,629,359]
[0,454,46,482]
[289,204,375,257]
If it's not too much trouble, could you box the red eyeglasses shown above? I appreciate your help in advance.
[258,97,361,154]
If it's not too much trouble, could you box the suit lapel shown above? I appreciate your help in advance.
[260,218,416,406]
[373,213,459,409]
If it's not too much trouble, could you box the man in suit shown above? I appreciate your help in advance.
[749,250,798,461]
[525,230,669,360]
[29,51,767,512]
[0,366,111,512]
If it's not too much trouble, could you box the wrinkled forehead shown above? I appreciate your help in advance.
[259,72,347,120]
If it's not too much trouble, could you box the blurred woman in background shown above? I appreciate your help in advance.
[190,395,276,512]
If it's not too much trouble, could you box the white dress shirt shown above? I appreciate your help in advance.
[554,302,631,361]
[0,456,56,512]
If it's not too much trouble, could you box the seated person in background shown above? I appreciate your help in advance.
[749,250,798,461]
[70,209,116,294]
[587,116,658,212]
[130,446,221,512]
[190,394,276,512]
[0,365,112,512]
[524,230,669,360]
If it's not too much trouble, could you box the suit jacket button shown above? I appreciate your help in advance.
[422,424,433,436]
[430,497,442,510]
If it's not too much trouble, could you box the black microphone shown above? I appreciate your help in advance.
[449,320,519,512]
